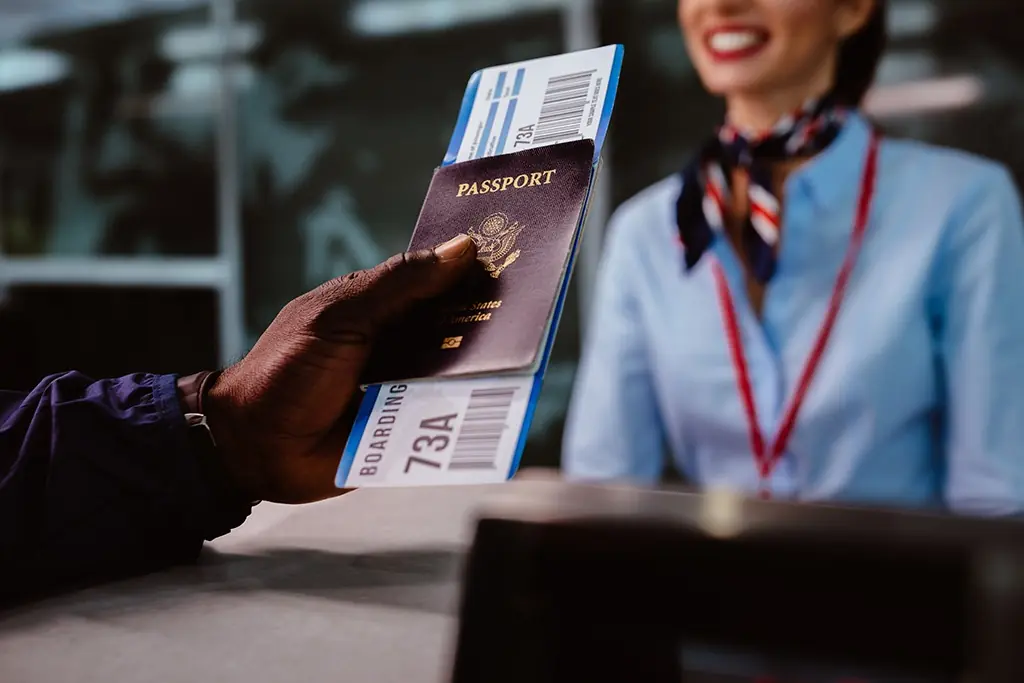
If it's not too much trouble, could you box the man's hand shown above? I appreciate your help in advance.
[203,234,478,504]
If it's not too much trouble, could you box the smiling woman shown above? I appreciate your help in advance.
[677,0,882,128]
[563,0,1024,516]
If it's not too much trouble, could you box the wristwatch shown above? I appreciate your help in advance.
[177,371,258,534]
[178,369,218,430]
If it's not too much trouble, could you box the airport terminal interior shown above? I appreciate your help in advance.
[1,0,1021,470]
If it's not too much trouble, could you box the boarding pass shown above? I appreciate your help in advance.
[336,45,623,489]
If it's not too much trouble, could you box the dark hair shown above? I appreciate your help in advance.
[833,0,888,106]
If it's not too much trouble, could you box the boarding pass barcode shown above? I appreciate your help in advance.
[532,70,596,146]
[448,387,517,471]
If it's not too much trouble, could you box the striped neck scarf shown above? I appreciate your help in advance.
[676,95,849,282]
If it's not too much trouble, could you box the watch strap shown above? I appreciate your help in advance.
[178,370,218,417]
[177,370,256,538]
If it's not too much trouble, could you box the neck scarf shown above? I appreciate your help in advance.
[676,95,849,283]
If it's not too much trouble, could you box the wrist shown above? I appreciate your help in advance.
[176,370,259,504]
[176,371,221,430]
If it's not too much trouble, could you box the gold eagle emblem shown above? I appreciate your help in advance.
[467,212,523,279]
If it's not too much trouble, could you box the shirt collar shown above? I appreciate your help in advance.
[676,109,875,275]
[783,108,873,211]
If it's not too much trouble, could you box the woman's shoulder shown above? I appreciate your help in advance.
[879,136,1024,271]
[611,174,683,222]
[880,135,1019,201]
[605,174,683,241]
[597,174,685,271]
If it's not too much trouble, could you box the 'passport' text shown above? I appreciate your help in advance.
[456,169,556,198]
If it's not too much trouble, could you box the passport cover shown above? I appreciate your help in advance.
[363,138,595,384]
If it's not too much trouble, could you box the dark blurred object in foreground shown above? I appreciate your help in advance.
[451,482,1024,683]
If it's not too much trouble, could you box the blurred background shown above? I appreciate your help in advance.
[0,0,1020,470]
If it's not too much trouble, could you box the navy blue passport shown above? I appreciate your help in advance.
[363,138,595,385]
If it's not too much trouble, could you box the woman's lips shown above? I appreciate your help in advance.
[704,26,770,61]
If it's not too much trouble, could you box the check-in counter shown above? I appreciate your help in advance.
[3,481,1024,683]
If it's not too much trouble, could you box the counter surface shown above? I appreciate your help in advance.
[0,485,502,683]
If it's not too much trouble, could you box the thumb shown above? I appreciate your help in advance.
[315,233,478,334]
[378,233,479,314]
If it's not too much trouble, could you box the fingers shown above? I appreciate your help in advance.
[373,233,479,316]
[310,234,478,338]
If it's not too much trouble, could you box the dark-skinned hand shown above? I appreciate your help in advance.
[203,234,478,504]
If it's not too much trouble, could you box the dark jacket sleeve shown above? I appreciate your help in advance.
[0,371,252,597]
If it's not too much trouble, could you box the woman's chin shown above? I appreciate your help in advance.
[697,66,778,99]
[703,78,772,100]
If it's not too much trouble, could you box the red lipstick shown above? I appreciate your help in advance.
[704,25,770,61]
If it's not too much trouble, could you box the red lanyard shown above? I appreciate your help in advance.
[711,131,880,499]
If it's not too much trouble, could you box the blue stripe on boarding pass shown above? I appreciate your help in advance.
[493,70,507,99]
[475,100,500,159]
[511,68,525,96]
[443,70,482,167]
[495,98,518,155]
[336,384,381,487]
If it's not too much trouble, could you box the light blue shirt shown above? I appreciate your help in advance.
[563,111,1024,516]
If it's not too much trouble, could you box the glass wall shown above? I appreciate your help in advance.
[0,1,223,390]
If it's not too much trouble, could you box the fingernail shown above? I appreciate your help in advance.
[434,234,474,262]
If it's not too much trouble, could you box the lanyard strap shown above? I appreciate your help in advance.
[711,131,880,499]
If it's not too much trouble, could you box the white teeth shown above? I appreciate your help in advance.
[709,31,763,53]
